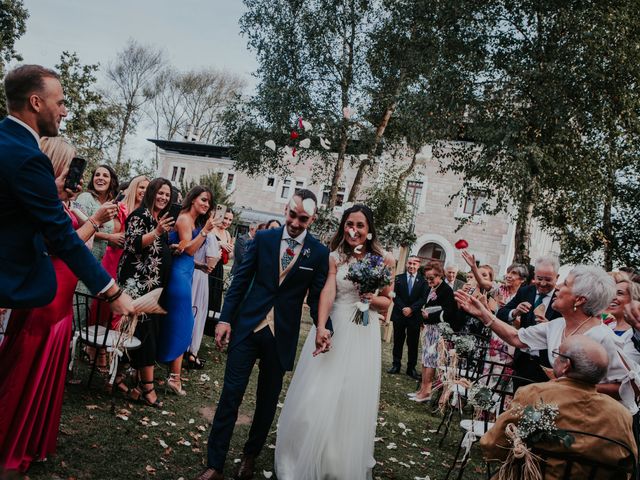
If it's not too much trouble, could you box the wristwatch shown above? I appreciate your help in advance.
[200,230,208,238]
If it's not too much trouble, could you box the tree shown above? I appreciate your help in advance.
[0,0,29,117]
[149,67,245,144]
[107,39,165,167]
[180,172,233,210]
[443,0,640,265]
[56,51,118,169]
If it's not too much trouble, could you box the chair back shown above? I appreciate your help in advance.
[532,429,637,480]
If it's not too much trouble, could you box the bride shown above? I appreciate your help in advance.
[275,204,395,480]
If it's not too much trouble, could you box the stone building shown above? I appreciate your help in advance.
[150,138,559,277]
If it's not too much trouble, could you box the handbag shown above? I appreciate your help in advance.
[221,248,229,265]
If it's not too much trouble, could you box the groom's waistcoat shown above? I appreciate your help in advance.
[220,227,329,370]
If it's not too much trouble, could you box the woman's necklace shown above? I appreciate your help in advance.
[563,316,596,340]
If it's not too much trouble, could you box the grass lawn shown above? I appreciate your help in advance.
[26,314,486,480]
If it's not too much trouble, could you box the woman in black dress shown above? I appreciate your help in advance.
[117,178,174,408]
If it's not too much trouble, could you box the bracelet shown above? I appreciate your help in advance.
[484,316,496,328]
[104,287,124,303]
[88,218,100,232]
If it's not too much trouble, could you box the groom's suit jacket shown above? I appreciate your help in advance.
[0,118,111,308]
[220,226,329,370]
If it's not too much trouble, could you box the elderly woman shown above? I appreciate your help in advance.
[412,262,457,402]
[455,265,627,398]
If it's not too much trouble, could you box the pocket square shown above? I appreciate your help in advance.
[299,266,314,271]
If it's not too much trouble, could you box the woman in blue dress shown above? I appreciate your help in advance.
[158,186,215,396]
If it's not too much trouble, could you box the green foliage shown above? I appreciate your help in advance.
[0,0,29,117]
[363,168,416,248]
[310,207,340,244]
[56,52,119,171]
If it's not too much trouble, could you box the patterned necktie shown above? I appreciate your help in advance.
[533,293,546,309]
[408,274,414,295]
[281,238,298,270]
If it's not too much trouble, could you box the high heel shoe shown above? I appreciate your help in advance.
[165,373,186,396]
[130,380,163,408]
[185,353,205,370]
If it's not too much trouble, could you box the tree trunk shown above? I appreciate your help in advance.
[395,150,418,195]
[327,122,349,209]
[115,106,133,167]
[347,71,405,203]
[513,191,534,265]
[601,185,614,271]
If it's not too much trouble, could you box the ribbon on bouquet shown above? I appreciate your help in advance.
[495,424,543,480]
[351,299,370,326]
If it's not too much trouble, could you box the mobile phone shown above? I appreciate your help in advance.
[64,157,87,192]
[168,203,182,222]
[115,192,125,203]
[213,204,227,223]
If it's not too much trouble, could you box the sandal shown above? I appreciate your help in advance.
[165,373,187,396]
[107,373,130,395]
[185,353,205,370]
[130,380,163,408]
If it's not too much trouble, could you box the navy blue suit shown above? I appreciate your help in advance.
[496,284,561,388]
[207,227,329,471]
[0,118,111,308]
[390,272,428,371]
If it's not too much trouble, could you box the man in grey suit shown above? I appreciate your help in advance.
[445,264,465,292]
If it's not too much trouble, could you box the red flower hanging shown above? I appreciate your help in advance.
[454,239,469,250]
[290,131,299,140]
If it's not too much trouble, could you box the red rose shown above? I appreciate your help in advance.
[454,239,469,250]
[286,248,295,256]
[290,131,299,140]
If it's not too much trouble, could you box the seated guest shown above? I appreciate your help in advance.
[456,265,628,397]
[411,262,457,402]
[496,256,563,389]
[480,335,637,479]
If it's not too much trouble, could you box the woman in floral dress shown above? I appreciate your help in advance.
[117,178,174,408]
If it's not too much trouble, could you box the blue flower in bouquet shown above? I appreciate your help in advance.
[344,253,392,325]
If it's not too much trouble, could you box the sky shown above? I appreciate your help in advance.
[13,0,258,159]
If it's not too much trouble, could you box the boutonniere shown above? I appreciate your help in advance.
[302,248,311,258]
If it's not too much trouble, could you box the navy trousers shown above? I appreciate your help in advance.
[206,327,286,471]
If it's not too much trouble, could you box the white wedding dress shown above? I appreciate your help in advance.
[275,252,381,480]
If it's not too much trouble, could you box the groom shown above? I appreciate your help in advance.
[196,189,330,480]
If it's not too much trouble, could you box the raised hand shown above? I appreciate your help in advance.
[513,301,532,317]
[454,289,491,320]
[461,250,476,268]
[624,300,640,330]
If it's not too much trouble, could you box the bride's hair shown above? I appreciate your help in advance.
[329,204,385,258]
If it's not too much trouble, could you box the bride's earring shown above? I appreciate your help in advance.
[573,303,577,312]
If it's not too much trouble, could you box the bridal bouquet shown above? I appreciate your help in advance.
[345,253,392,326]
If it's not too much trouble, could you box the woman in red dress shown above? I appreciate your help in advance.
[0,137,117,473]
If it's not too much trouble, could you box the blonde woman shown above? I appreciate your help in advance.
[0,137,115,472]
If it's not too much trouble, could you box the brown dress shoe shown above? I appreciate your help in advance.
[235,454,256,480]
[194,467,224,480]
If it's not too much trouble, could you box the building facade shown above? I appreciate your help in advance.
[151,138,559,277]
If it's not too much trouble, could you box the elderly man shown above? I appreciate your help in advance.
[444,264,465,292]
[480,335,637,479]
[496,255,562,388]
[388,255,428,380]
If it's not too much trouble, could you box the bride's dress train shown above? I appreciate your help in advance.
[275,252,381,480]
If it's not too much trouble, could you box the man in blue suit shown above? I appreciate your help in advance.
[496,255,562,389]
[196,190,330,480]
[0,64,133,313]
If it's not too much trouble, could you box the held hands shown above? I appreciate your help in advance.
[215,322,231,350]
[313,326,332,356]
